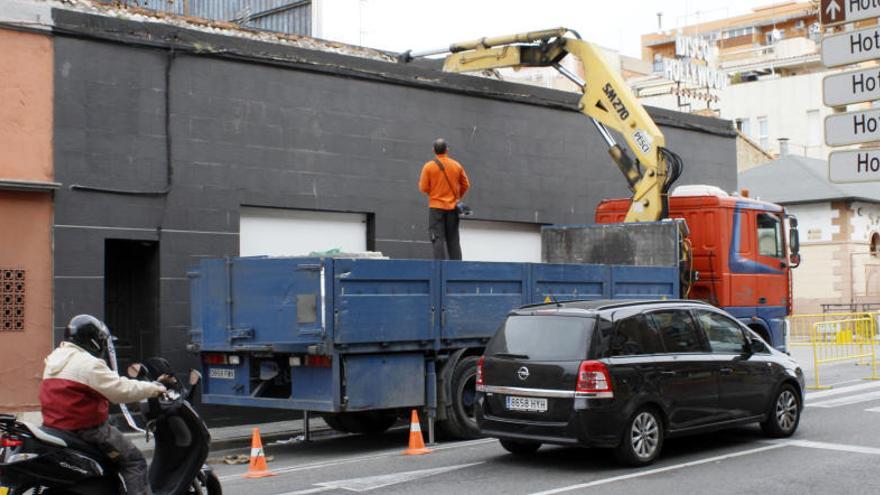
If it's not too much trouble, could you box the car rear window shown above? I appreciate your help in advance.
[486,315,594,361]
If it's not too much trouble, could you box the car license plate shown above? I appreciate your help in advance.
[209,368,235,380]
[506,396,547,412]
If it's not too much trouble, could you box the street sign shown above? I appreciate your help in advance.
[821,25,880,67]
[823,66,880,106]
[820,0,880,27]
[829,148,880,183]
[825,109,880,146]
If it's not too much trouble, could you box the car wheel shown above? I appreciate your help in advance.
[614,407,664,466]
[499,439,541,456]
[760,384,800,438]
[440,356,483,439]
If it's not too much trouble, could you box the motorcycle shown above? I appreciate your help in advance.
[0,357,221,494]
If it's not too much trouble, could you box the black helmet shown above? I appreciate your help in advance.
[65,314,110,356]
[433,138,448,154]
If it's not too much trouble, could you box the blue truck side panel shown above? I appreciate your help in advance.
[193,257,678,412]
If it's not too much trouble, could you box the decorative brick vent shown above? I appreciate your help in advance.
[1,269,25,332]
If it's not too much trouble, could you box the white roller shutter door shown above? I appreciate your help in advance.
[460,220,542,262]
[240,207,367,256]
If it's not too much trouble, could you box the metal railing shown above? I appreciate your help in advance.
[807,315,880,390]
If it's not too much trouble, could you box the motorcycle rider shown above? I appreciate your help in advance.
[39,314,168,495]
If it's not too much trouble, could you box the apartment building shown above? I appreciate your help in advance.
[635,2,831,159]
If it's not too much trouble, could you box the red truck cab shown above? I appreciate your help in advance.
[596,185,799,350]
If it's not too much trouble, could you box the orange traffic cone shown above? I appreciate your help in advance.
[242,427,277,478]
[402,410,432,455]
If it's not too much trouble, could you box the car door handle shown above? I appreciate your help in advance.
[720,367,734,375]
[660,371,677,377]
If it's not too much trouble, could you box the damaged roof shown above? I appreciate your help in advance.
[4,0,735,138]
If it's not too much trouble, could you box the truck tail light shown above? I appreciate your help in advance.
[476,356,485,391]
[202,353,227,365]
[305,355,332,368]
[575,360,613,399]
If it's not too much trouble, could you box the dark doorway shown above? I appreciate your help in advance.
[104,240,159,369]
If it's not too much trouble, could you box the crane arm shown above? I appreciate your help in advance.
[411,28,682,222]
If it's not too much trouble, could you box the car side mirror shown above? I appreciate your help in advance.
[749,338,767,354]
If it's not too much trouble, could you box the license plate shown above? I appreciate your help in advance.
[506,396,548,412]
[209,368,235,380]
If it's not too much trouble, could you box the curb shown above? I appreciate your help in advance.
[130,422,333,457]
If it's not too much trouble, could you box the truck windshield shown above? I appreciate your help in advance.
[487,316,594,361]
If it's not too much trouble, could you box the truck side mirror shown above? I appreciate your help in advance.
[788,216,800,267]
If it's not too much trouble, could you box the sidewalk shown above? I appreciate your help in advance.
[127,416,331,456]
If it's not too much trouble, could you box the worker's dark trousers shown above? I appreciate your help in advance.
[76,421,151,495]
[429,207,462,260]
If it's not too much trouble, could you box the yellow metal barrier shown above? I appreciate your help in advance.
[808,316,880,390]
[789,312,877,346]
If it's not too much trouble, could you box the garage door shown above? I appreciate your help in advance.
[460,220,542,262]
[240,207,367,256]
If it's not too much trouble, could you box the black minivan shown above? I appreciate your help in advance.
[476,299,805,466]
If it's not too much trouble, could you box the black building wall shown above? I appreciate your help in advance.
[51,11,737,370]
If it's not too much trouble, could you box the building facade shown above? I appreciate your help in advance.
[0,27,57,414]
[0,0,739,414]
[635,2,836,160]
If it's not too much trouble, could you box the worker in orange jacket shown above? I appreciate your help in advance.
[418,138,471,260]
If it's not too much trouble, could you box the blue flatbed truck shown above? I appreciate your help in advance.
[190,256,679,440]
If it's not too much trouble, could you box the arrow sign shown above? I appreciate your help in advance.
[829,148,880,183]
[823,66,880,106]
[822,0,843,24]
[822,25,880,68]
[825,109,880,146]
[821,0,880,27]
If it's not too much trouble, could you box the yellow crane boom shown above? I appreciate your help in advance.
[402,28,683,222]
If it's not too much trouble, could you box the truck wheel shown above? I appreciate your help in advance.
[321,413,352,433]
[441,356,483,439]
[337,411,398,435]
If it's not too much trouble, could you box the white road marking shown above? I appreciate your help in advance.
[865,406,880,413]
[807,390,880,408]
[805,381,880,401]
[789,440,880,456]
[217,438,495,482]
[527,444,790,495]
[278,462,484,494]
[531,439,880,494]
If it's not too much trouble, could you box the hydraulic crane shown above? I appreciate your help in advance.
[401,28,683,222]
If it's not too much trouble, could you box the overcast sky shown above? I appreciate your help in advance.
[322,0,786,58]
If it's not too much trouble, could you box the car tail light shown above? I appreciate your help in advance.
[202,353,228,365]
[1,436,22,448]
[575,360,613,399]
[476,356,485,391]
[305,355,332,368]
